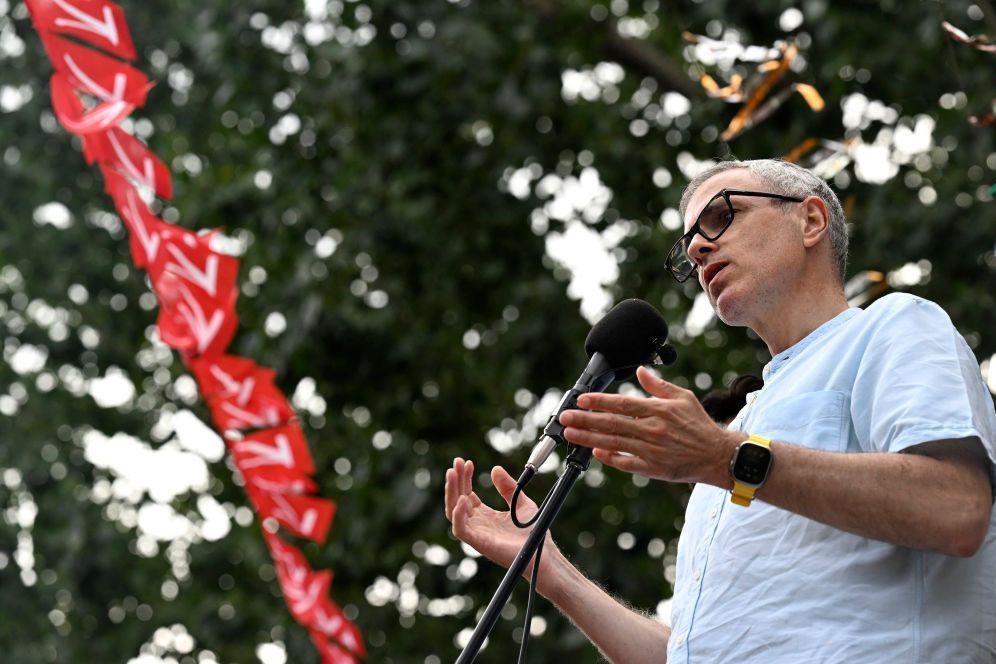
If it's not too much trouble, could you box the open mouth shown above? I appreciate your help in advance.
[704,262,729,291]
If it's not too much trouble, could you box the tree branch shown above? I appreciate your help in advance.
[602,19,700,98]
[529,1,700,98]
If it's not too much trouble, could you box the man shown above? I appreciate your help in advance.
[444,159,996,662]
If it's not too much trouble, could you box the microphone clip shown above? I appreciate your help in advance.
[650,340,678,366]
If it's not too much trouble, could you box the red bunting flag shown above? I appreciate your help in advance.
[101,166,169,267]
[41,33,151,106]
[152,268,238,356]
[50,72,134,134]
[228,424,315,475]
[266,529,309,568]
[85,127,173,200]
[25,3,362,658]
[311,596,367,657]
[266,533,365,657]
[149,226,240,302]
[192,359,296,432]
[188,354,260,400]
[148,226,240,357]
[266,532,332,621]
[241,464,319,496]
[26,0,137,60]
[189,354,296,431]
[249,488,335,543]
[283,568,334,625]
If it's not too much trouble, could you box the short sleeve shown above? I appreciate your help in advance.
[850,295,996,485]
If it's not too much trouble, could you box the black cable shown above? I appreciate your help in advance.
[509,477,555,661]
[517,536,544,664]
[510,481,541,528]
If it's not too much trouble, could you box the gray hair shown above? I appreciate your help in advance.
[678,159,848,284]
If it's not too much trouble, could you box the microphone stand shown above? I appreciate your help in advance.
[454,345,675,662]
[454,444,593,663]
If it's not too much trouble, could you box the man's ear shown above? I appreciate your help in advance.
[801,196,830,249]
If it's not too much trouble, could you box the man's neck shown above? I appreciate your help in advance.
[751,285,850,357]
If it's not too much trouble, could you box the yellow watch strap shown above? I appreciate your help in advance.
[730,484,756,506]
[730,434,772,507]
[747,434,771,448]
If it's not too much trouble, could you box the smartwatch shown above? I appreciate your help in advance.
[729,434,773,507]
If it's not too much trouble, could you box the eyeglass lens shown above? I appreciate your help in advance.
[670,195,734,279]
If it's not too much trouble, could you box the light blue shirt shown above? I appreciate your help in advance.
[668,293,996,663]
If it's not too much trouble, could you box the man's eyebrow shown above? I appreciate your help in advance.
[687,195,719,218]
[688,196,726,220]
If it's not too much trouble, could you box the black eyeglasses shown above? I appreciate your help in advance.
[666,189,805,283]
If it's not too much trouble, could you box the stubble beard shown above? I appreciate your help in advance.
[712,272,775,329]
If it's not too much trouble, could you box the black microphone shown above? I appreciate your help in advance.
[521,299,673,481]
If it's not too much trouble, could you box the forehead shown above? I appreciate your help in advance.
[683,169,764,231]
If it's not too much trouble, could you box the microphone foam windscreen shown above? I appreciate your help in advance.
[584,299,669,375]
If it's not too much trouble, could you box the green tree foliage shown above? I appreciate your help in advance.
[0,0,993,661]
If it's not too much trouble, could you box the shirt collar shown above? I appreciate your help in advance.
[762,307,861,380]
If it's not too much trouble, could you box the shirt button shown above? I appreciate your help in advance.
[676,634,685,645]
[709,509,717,519]
[694,570,701,581]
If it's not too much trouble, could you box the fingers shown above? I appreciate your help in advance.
[576,392,662,418]
[445,467,455,521]
[564,426,652,458]
[452,492,485,536]
[452,495,470,539]
[636,365,686,399]
[594,447,654,475]
[453,458,465,499]
[446,458,478,522]
[454,457,471,496]
[559,409,658,443]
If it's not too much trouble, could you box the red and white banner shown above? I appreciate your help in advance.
[25,2,363,660]
[86,127,173,199]
[228,424,316,475]
[190,354,297,430]
[49,72,135,134]
[102,167,168,267]
[149,226,240,357]
[242,464,319,496]
[249,488,336,543]
[26,0,137,60]
[311,596,366,657]
[42,33,151,105]
[267,533,365,659]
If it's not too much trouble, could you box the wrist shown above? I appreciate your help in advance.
[711,430,745,490]
[541,547,579,606]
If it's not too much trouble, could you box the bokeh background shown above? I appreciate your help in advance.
[1,0,994,661]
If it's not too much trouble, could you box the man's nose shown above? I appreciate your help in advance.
[685,232,716,266]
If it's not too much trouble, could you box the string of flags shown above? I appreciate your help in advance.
[23,0,363,660]
[941,20,996,54]
[683,34,825,142]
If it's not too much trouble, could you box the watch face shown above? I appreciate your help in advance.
[732,442,772,485]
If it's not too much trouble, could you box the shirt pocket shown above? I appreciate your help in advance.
[750,390,849,452]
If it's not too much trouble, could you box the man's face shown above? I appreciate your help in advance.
[681,169,806,326]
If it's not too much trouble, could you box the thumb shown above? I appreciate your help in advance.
[491,466,517,504]
[637,365,682,398]
[491,466,536,510]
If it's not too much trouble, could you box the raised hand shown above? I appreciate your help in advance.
[444,457,562,595]
[559,365,740,487]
